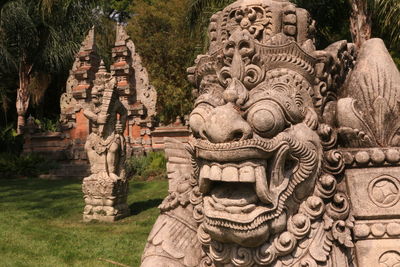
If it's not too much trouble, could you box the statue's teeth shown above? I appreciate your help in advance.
[239,165,255,182]
[210,165,222,181]
[199,177,211,194]
[255,166,272,204]
[199,165,211,193]
[200,165,210,179]
[221,166,239,182]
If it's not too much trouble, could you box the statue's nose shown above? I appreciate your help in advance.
[203,103,252,143]
[189,78,251,143]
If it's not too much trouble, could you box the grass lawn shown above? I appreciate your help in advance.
[0,178,168,267]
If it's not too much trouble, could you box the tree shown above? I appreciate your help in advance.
[0,0,99,134]
[349,0,371,48]
[102,0,133,22]
[126,0,200,123]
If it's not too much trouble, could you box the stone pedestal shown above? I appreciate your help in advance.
[82,173,130,222]
[342,148,400,266]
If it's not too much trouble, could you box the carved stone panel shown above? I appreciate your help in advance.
[356,240,400,267]
[345,167,400,218]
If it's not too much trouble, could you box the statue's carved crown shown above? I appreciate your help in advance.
[189,0,318,88]
[92,60,115,96]
[208,0,315,49]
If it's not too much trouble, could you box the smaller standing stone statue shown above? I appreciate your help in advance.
[82,61,130,222]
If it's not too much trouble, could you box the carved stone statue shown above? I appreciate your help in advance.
[141,0,400,266]
[82,61,130,222]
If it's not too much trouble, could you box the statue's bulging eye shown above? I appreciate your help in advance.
[247,101,285,138]
[251,109,275,132]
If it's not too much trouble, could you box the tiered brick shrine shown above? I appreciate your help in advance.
[23,24,159,178]
[23,25,191,179]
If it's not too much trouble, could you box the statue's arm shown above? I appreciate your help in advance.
[83,109,98,122]
[116,101,127,132]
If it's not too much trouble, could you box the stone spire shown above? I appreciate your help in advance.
[97,60,107,75]
[72,27,100,99]
[115,23,129,46]
[81,26,96,52]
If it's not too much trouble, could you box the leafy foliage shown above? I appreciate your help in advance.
[126,151,167,181]
[0,0,99,74]
[126,0,199,123]
[0,0,101,132]
[0,152,58,178]
[0,124,23,154]
[34,117,60,132]
[372,0,400,48]
[101,0,132,22]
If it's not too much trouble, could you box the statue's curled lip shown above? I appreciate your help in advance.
[194,137,288,162]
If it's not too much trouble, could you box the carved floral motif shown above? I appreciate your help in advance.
[379,251,400,267]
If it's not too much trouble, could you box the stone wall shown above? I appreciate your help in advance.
[22,120,190,179]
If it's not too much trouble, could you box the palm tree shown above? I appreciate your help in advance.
[0,0,99,134]
[373,0,400,47]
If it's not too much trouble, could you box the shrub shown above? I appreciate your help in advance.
[0,153,59,179]
[126,151,167,181]
[0,125,23,155]
[34,117,60,132]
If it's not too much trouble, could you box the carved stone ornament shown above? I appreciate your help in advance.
[141,0,400,266]
[82,61,130,222]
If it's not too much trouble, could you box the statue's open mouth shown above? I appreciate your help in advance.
[193,132,318,246]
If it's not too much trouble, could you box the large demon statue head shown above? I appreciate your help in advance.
[142,1,356,266]
[188,0,323,247]
[184,0,356,264]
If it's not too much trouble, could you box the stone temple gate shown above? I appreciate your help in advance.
[60,25,157,154]
[23,24,190,178]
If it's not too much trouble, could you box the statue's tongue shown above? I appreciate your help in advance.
[210,182,258,207]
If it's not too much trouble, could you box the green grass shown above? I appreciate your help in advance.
[0,178,168,267]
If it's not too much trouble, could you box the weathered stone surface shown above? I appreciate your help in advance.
[336,38,400,267]
[141,0,400,266]
[81,61,130,222]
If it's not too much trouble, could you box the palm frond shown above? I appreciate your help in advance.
[28,72,51,105]
[374,0,400,47]
[187,0,235,29]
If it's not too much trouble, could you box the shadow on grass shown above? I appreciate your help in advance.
[131,182,146,190]
[0,178,168,220]
[0,178,83,219]
[129,198,163,216]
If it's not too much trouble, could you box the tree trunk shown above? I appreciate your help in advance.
[349,0,372,48]
[16,60,31,135]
